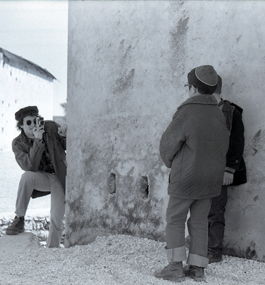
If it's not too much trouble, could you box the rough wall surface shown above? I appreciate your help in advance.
[0,60,54,151]
[66,1,265,261]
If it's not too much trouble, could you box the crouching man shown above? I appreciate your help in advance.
[6,106,67,248]
[155,65,230,282]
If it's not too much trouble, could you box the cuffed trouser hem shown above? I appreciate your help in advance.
[166,246,186,263]
[187,253,208,268]
[208,247,223,254]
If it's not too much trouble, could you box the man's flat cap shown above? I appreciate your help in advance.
[15,106,39,121]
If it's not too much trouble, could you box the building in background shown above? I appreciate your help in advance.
[0,47,56,151]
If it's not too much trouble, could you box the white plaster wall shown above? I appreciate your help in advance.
[182,1,265,260]
[66,1,265,260]
[0,61,54,151]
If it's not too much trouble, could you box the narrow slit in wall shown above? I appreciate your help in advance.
[108,172,116,194]
[139,176,149,198]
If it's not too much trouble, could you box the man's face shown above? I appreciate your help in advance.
[20,115,37,139]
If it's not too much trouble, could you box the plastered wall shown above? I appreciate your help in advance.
[0,62,54,151]
[66,1,265,261]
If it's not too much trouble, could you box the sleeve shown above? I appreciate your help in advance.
[159,109,185,168]
[12,138,45,172]
[226,108,245,170]
[54,121,66,150]
[59,136,66,150]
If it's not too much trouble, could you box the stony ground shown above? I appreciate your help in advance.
[1,151,265,284]
[1,232,265,285]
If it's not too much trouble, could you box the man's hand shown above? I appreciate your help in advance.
[58,124,67,137]
[223,171,234,186]
[33,126,45,140]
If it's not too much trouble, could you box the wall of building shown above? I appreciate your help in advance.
[66,1,265,261]
[0,59,54,151]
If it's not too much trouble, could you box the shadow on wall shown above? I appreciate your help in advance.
[224,241,258,261]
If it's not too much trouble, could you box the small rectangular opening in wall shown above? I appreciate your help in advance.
[107,172,116,194]
[139,176,149,199]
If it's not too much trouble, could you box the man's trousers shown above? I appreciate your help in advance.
[208,186,228,254]
[15,171,65,248]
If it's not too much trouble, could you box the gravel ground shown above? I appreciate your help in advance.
[1,234,265,285]
[1,150,265,284]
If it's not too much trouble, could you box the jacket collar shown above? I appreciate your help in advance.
[178,94,218,110]
[223,99,243,114]
[20,130,34,145]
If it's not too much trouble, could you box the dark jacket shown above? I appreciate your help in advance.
[12,121,66,197]
[221,100,247,186]
[160,95,230,199]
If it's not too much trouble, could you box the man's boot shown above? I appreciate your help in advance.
[154,247,185,282]
[6,216,25,235]
[186,265,205,282]
[208,252,222,264]
[155,261,185,282]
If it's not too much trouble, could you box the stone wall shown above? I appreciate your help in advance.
[66,1,265,261]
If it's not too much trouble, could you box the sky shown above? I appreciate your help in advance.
[0,0,68,116]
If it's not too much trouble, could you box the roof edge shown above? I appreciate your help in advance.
[0,47,56,82]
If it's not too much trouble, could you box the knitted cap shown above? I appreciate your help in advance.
[15,106,39,121]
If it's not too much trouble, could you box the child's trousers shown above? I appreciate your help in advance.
[165,196,211,267]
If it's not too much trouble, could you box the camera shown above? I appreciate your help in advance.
[37,117,45,128]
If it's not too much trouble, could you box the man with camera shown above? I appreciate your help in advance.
[5,106,67,248]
